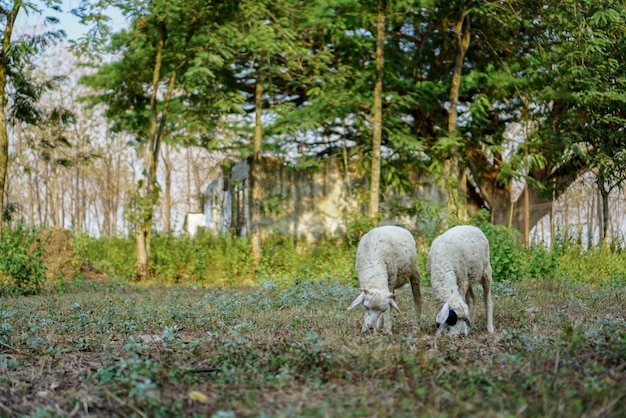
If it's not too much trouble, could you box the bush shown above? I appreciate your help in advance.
[557,246,626,285]
[257,232,355,286]
[478,222,559,281]
[0,225,47,295]
[75,234,136,280]
[343,213,378,247]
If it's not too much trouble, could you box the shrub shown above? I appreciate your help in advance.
[257,232,355,286]
[343,213,378,247]
[557,246,626,285]
[0,225,47,295]
[200,233,256,285]
[75,234,136,280]
[478,222,559,281]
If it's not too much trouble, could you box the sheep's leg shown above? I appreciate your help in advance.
[375,312,383,332]
[408,267,422,332]
[379,310,393,335]
[467,285,475,323]
[482,268,494,333]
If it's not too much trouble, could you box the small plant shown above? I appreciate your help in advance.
[527,244,559,280]
[343,213,378,247]
[468,221,526,281]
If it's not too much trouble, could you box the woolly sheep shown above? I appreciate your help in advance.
[347,225,422,335]
[427,225,494,336]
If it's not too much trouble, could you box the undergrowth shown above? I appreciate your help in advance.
[0,224,47,295]
[0,280,624,417]
[2,222,625,296]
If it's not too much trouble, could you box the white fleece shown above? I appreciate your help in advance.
[348,225,422,335]
[427,225,494,335]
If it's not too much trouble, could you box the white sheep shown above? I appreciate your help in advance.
[347,225,422,335]
[427,225,494,336]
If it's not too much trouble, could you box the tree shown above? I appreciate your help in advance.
[82,0,243,279]
[265,0,424,209]
[368,0,385,220]
[9,43,133,235]
[456,0,626,242]
[233,0,306,264]
[528,0,626,242]
[445,1,472,221]
[565,2,626,248]
[0,0,65,238]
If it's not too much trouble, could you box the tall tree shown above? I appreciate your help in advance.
[82,0,243,279]
[455,0,626,238]
[0,0,64,238]
[445,1,472,221]
[250,77,263,264]
[368,0,385,220]
[566,2,626,248]
[231,0,315,261]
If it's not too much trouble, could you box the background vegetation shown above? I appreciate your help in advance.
[3,0,626,246]
[1,217,624,296]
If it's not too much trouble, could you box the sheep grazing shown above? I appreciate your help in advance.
[427,225,494,336]
[348,225,422,335]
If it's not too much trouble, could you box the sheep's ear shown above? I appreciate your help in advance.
[446,309,458,326]
[436,302,450,327]
[389,296,401,313]
[347,292,365,310]
[362,288,371,295]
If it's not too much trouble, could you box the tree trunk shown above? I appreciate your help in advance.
[186,147,192,212]
[250,78,263,265]
[136,23,176,280]
[369,0,385,220]
[469,143,582,237]
[588,184,595,247]
[489,183,553,236]
[446,9,471,222]
[523,180,529,248]
[576,185,582,244]
[597,175,610,250]
[163,143,172,234]
[550,187,555,249]
[104,152,112,235]
[0,3,19,240]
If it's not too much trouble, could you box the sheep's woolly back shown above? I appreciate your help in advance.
[350,225,422,335]
[427,225,490,320]
[355,225,418,291]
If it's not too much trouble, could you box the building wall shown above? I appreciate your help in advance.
[204,156,444,241]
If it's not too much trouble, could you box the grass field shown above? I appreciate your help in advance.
[0,277,624,417]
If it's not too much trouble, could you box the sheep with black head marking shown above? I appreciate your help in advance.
[348,225,422,335]
[427,225,494,336]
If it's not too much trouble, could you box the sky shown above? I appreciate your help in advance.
[16,0,128,41]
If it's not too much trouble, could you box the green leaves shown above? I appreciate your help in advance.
[0,225,47,295]
[590,8,623,27]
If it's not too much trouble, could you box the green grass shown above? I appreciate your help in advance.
[0,278,624,417]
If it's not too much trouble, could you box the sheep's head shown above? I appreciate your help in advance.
[436,302,469,336]
[348,288,400,332]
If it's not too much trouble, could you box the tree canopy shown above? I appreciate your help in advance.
[4,0,626,244]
